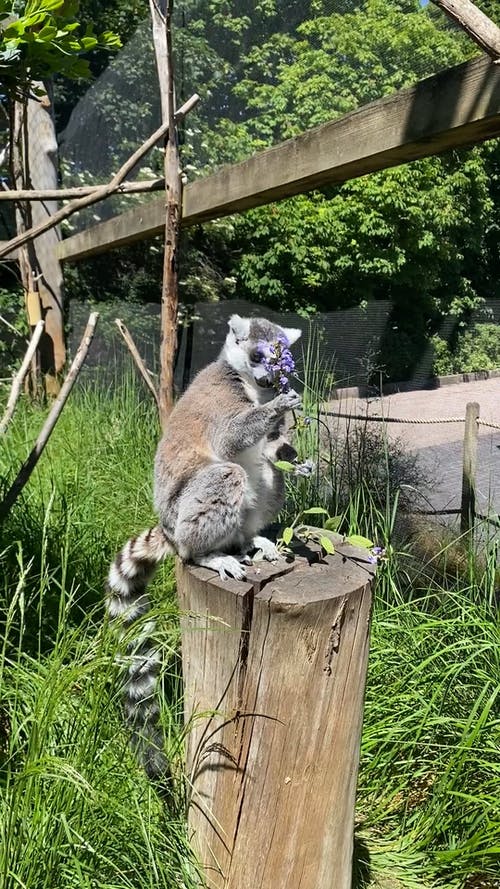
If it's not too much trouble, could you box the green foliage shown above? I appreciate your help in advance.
[432,323,500,375]
[0,0,121,96]
[0,285,27,379]
[209,0,497,380]
[59,0,500,385]
[0,375,199,887]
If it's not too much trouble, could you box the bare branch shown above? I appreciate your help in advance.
[157,0,182,424]
[0,178,166,202]
[0,312,99,520]
[114,318,159,409]
[0,319,44,435]
[429,0,500,61]
[0,94,200,261]
[0,313,24,337]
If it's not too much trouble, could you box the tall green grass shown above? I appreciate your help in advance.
[0,373,199,888]
[0,370,498,889]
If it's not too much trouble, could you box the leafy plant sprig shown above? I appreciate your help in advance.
[277,506,386,562]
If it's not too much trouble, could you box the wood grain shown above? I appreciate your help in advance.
[177,543,375,889]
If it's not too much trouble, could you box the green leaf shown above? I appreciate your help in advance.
[37,25,57,40]
[81,36,98,50]
[345,535,374,550]
[274,460,295,472]
[302,507,329,515]
[282,527,294,545]
[320,536,335,554]
[98,30,122,48]
[324,516,342,531]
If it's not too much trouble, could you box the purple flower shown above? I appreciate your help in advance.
[369,546,387,564]
[257,335,296,392]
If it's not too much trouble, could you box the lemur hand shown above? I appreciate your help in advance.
[274,389,302,413]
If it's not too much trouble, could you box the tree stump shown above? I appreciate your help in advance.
[176,541,376,889]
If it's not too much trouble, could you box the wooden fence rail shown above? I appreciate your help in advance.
[322,401,496,534]
[57,54,500,263]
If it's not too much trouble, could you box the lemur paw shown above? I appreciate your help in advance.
[252,536,281,562]
[275,389,302,413]
[194,553,247,581]
[294,458,315,477]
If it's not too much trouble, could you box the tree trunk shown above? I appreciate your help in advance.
[177,542,375,889]
[12,86,65,396]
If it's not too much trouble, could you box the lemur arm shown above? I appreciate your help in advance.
[215,391,301,458]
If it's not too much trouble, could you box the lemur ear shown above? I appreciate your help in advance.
[228,314,250,341]
[282,327,302,345]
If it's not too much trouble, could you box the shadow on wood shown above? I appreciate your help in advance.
[177,541,376,889]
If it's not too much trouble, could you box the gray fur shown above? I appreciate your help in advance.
[106,316,302,779]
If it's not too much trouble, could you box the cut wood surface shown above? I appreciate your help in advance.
[177,541,375,889]
[58,54,500,262]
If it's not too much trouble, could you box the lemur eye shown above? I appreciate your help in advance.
[249,349,262,364]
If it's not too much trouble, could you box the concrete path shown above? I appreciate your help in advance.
[329,377,500,520]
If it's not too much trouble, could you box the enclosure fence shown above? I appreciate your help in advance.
[321,401,500,532]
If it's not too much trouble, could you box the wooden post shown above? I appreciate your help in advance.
[150,0,182,425]
[13,87,66,396]
[460,401,480,534]
[177,542,375,889]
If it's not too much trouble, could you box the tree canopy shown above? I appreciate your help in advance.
[12,0,499,382]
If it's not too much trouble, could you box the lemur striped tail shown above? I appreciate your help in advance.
[106,526,175,780]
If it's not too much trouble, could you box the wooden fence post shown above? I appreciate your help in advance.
[460,401,480,534]
[177,542,376,889]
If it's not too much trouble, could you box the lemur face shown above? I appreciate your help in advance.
[225,315,301,388]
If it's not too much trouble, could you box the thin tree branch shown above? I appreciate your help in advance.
[0,94,199,260]
[429,0,500,61]
[0,178,166,201]
[0,313,24,337]
[0,312,99,520]
[114,318,159,409]
[0,319,44,435]
[158,0,182,425]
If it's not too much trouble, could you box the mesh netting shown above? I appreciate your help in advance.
[58,0,483,230]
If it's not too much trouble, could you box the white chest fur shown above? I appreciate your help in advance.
[234,440,275,511]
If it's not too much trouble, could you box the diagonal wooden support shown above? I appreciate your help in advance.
[430,0,500,61]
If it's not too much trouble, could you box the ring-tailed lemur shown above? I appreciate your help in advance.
[106,315,304,779]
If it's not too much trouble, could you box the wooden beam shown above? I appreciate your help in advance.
[58,54,500,263]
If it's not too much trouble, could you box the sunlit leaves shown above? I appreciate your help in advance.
[0,0,121,95]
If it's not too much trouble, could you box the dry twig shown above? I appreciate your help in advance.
[114,318,159,408]
[0,312,99,520]
[0,178,166,201]
[156,0,182,424]
[0,94,199,260]
[0,319,44,435]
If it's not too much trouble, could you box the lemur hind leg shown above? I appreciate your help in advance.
[175,462,248,580]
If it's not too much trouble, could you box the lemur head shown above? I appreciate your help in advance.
[222,314,301,388]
